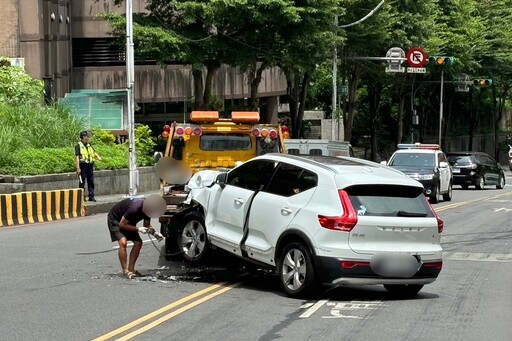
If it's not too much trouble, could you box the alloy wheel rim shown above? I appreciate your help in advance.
[181,220,206,258]
[281,248,307,291]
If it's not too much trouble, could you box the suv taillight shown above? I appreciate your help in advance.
[424,197,443,233]
[318,190,358,232]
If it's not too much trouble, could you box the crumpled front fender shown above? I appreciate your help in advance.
[184,170,221,208]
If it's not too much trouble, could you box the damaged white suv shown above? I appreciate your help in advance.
[165,154,443,298]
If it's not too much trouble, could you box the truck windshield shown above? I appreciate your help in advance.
[200,134,252,151]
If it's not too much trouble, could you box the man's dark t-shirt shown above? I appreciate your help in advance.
[108,198,151,225]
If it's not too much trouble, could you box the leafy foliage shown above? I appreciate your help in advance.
[0,57,44,106]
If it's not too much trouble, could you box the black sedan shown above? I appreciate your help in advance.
[447,152,505,190]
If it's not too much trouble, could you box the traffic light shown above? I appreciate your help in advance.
[428,56,456,65]
[474,79,493,87]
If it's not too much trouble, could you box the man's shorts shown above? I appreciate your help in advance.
[107,216,142,242]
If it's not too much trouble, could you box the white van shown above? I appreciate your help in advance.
[284,139,354,157]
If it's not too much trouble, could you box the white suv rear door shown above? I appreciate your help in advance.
[206,160,277,256]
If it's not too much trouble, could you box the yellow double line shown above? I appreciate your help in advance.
[93,277,247,341]
[436,191,512,212]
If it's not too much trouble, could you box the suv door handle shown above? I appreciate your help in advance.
[234,198,245,205]
[281,207,293,215]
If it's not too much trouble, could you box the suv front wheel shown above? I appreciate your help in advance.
[278,242,319,298]
[176,211,209,262]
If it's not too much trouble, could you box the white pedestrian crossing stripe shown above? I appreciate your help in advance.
[443,251,512,262]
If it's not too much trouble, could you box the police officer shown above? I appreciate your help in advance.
[75,131,101,201]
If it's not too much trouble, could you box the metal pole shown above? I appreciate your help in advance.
[126,0,138,196]
[331,15,338,141]
[439,69,444,147]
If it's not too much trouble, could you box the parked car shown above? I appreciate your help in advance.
[165,154,443,298]
[446,152,505,190]
[381,143,453,203]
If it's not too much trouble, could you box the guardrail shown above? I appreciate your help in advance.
[0,189,85,227]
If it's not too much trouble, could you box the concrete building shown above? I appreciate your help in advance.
[0,0,286,127]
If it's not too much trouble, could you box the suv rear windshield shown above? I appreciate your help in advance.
[345,185,433,217]
[200,134,251,151]
[389,153,435,167]
[447,155,472,165]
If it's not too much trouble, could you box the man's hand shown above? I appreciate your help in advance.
[147,227,156,235]
[137,227,148,234]
[76,168,81,175]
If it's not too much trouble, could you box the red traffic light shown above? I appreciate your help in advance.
[163,125,171,133]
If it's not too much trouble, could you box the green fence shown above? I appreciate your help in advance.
[60,89,125,130]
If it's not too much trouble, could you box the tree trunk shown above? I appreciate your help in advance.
[203,64,219,109]
[296,72,310,138]
[342,64,362,142]
[368,82,382,162]
[192,68,204,110]
[397,95,405,144]
[248,61,268,110]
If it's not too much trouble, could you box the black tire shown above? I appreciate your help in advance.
[163,221,181,261]
[430,183,440,204]
[442,182,452,201]
[496,174,505,189]
[176,211,209,262]
[475,176,485,190]
[278,242,319,298]
[384,284,424,298]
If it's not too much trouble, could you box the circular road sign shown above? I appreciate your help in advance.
[407,48,427,67]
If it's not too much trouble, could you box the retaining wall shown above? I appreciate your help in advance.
[0,189,85,227]
[0,167,160,195]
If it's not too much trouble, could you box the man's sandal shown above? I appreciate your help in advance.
[133,270,145,277]
[123,271,135,279]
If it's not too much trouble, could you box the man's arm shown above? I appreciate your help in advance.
[143,219,155,234]
[75,145,81,174]
[119,216,140,233]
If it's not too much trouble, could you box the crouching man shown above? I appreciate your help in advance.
[107,194,167,279]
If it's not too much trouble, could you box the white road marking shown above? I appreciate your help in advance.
[493,207,512,212]
[443,252,512,262]
[299,299,329,318]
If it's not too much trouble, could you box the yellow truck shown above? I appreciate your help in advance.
[157,111,286,258]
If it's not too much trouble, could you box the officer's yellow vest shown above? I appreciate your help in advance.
[79,142,95,163]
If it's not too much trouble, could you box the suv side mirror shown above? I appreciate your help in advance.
[216,172,228,188]
[439,161,449,168]
[380,161,388,166]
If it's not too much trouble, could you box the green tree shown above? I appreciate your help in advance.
[0,57,44,106]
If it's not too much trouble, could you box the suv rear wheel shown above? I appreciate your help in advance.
[496,174,505,189]
[278,242,319,298]
[176,211,209,262]
[384,284,423,298]
[475,176,485,190]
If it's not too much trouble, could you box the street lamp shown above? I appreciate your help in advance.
[126,0,138,196]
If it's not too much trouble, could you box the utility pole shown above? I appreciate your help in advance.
[439,70,444,147]
[331,15,338,141]
[126,0,138,196]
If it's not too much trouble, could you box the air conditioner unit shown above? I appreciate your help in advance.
[9,58,25,70]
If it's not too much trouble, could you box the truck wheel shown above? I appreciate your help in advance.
[177,211,209,262]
